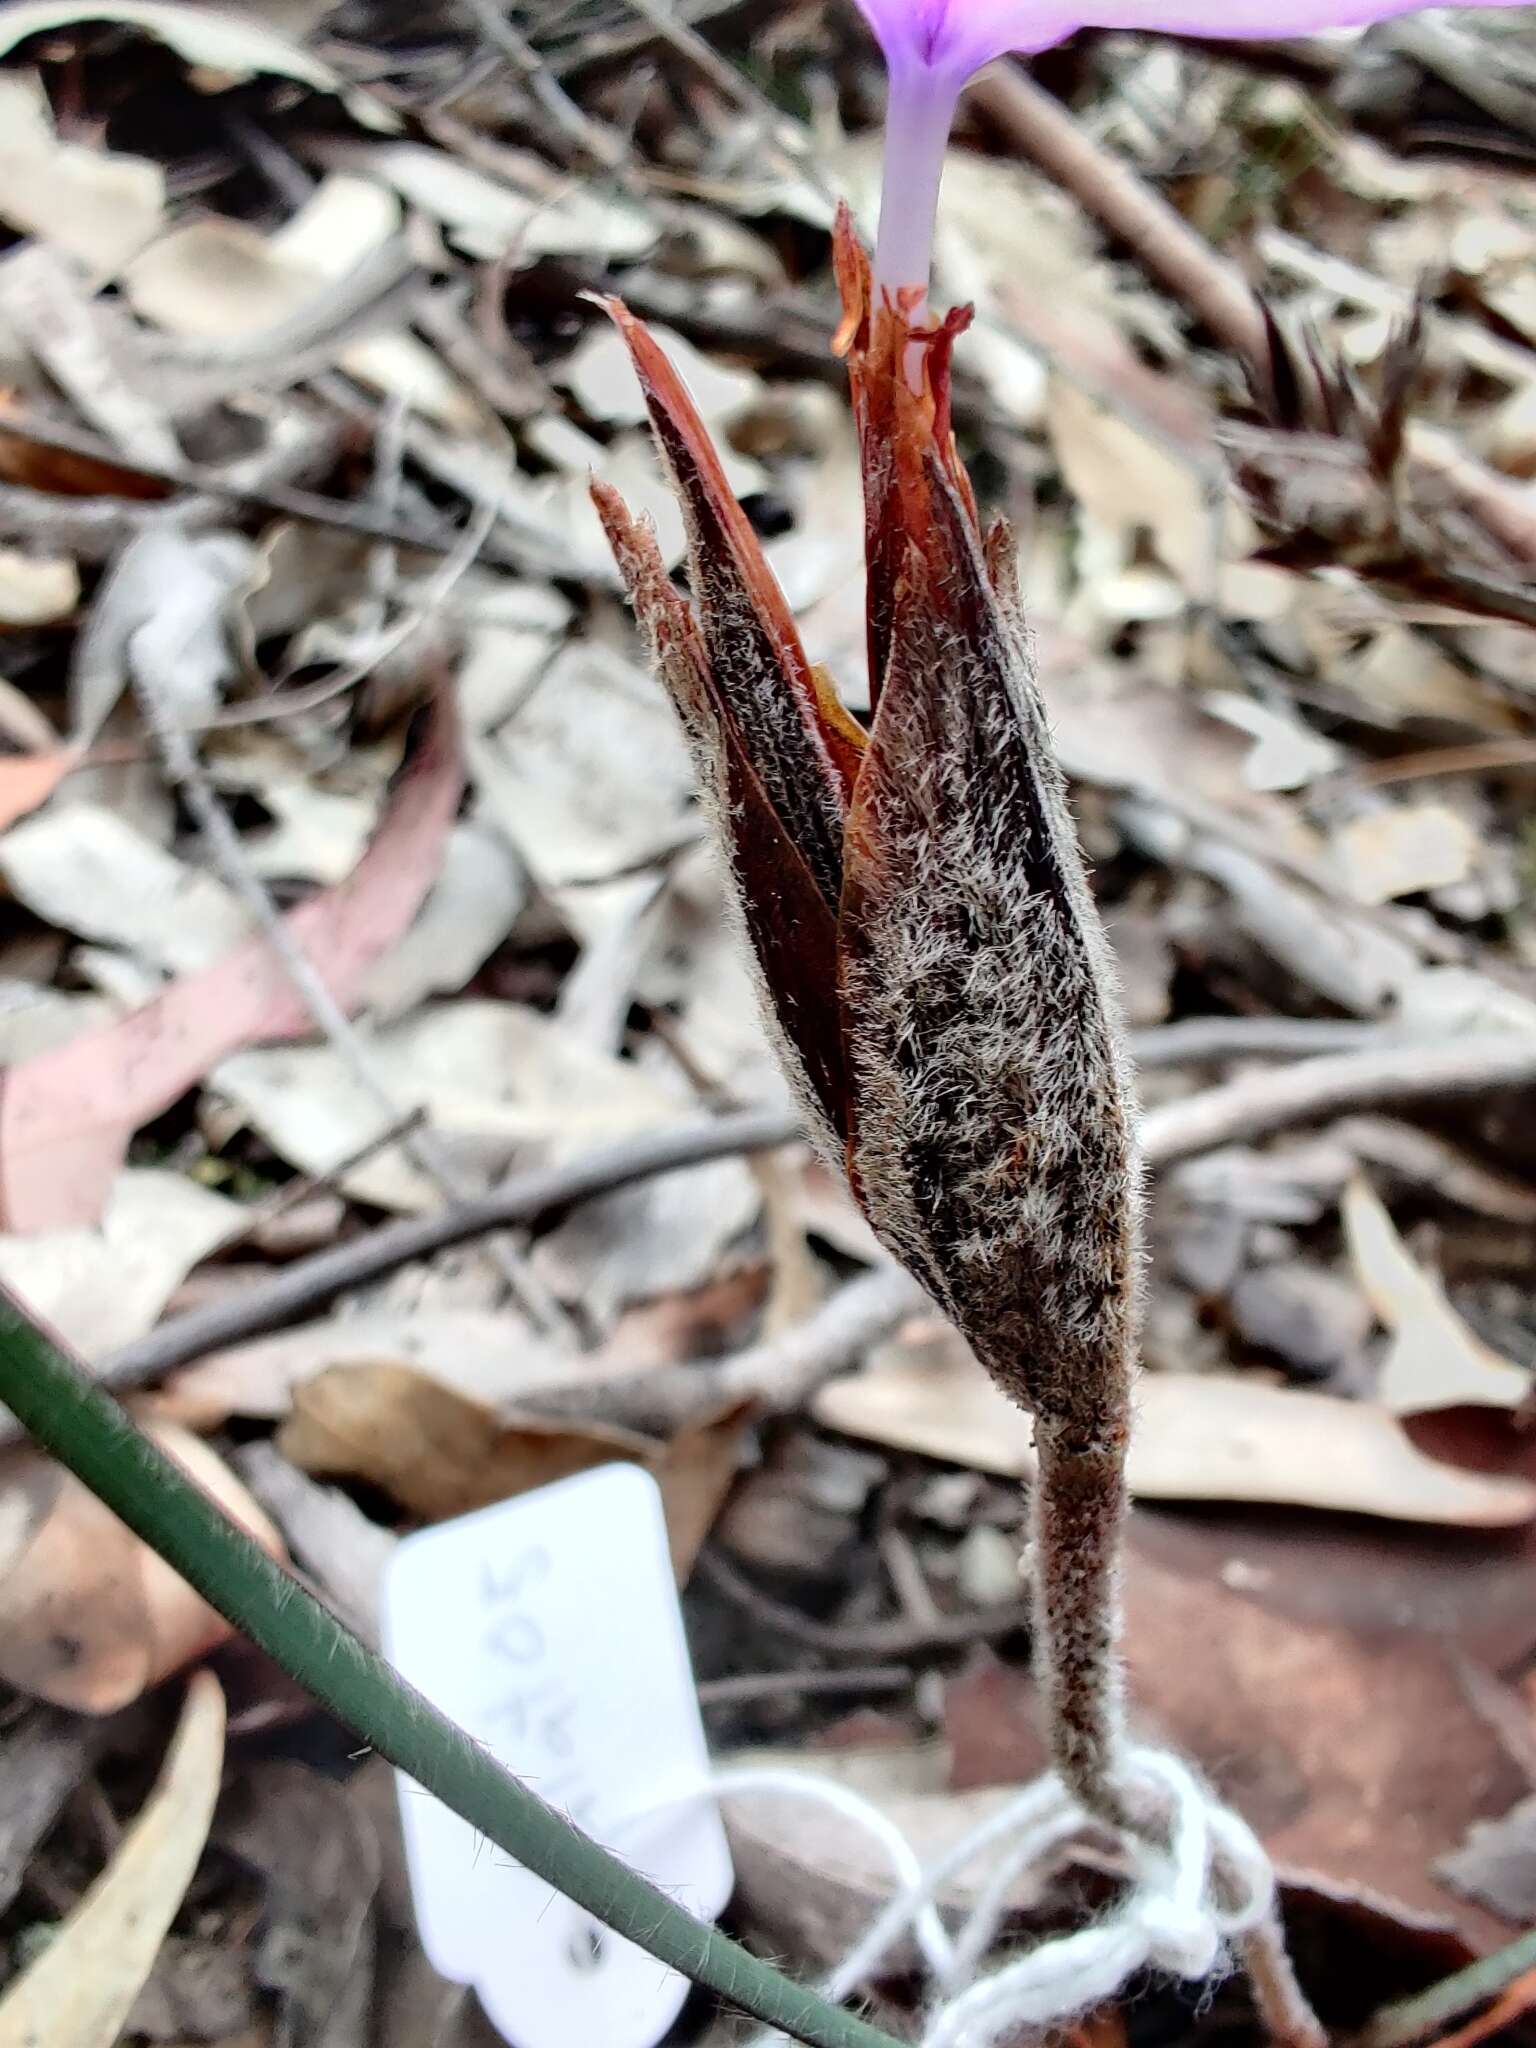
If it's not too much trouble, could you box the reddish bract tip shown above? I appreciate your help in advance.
[831,205,979,706]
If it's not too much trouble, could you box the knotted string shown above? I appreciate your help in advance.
[601,1744,1274,2047]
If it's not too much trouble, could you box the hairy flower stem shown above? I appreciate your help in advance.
[1030,1427,1134,1829]
[1033,1425,1328,2048]
[1239,1918,1331,2048]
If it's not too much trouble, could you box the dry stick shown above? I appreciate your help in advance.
[538,1262,927,1431]
[1131,1016,1385,1066]
[71,1029,1536,1421]
[619,0,827,181]
[696,1666,913,1707]
[92,1107,803,1398]
[967,65,1269,374]
[459,0,629,166]
[1140,1034,1536,1167]
[1,409,501,564]
[696,1546,1035,1661]
[549,1032,1536,1435]
[213,1105,428,1257]
[208,501,500,731]
[967,63,1536,569]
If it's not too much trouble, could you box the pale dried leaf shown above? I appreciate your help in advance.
[280,1363,746,1577]
[1204,691,1346,792]
[522,432,690,583]
[1332,804,1481,905]
[531,1154,761,1327]
[361,820,527,1019]
[1440,1794,1536,1921]
[0,71,163,280]
[0,1426,281,1710]
[1343,1175,1531,1414]
[210,997,680,1211]
[155,1307,579,1429]
[0,244,177,466]
[124,178,477,429]
[0,804,246,974]
[0,1671,225,2048]
[556,322,758,431]
[0,689,460,1230]
[342,140,655,262]
[68,527,255,744]
[0,1169,241,1360]
[1048,377,1255,595]
[0,2,394,129]
[813,1330,1536,1525]
[0,551,79,629]
[468,641,696,885]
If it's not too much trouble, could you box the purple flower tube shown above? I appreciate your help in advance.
[856,0,1531,297]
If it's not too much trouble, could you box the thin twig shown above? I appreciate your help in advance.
[697,1547,1034,1660]
[1139,1035,1536,1167]
[696,1666,913,1707]
[967,65,1269,375]
[534,1264,926,1431]
[214,495,500,731]
[0,410,528,567]
[212,1107,428,1258]
[1130,1017,1387,1066]
[87,1108,803,1401]
[62,1031,1536,1417]
[620,0,832,194]
[969,62,1536,571]
[459,0,629,166]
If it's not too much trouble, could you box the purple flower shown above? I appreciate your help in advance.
[857,0,1532,293]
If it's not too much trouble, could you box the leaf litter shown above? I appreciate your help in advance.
[0,4,1534,2043]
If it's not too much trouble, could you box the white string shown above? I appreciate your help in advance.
[603,1743,1276,2048]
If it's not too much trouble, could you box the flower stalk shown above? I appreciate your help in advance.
[601,210,1146,1829]
[597,196,1322,2048]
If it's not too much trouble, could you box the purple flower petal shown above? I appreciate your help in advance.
[853,0,1528,74]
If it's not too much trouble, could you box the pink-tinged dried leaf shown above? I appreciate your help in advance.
[0,1420,282,1712]
[600,300,864,913]
[0,748,77,833]
[838,456,1139,1451]
[0,692,461,1232]
[593,483,851,1146]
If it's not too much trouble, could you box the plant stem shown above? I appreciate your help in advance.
[1032,1428,1327,2048]
[1238,1910,1329,2048]
[1030,1429,1133,1828]
[0,1284,900,2048]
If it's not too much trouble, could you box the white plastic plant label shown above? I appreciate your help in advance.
[383,1462,733,2048]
